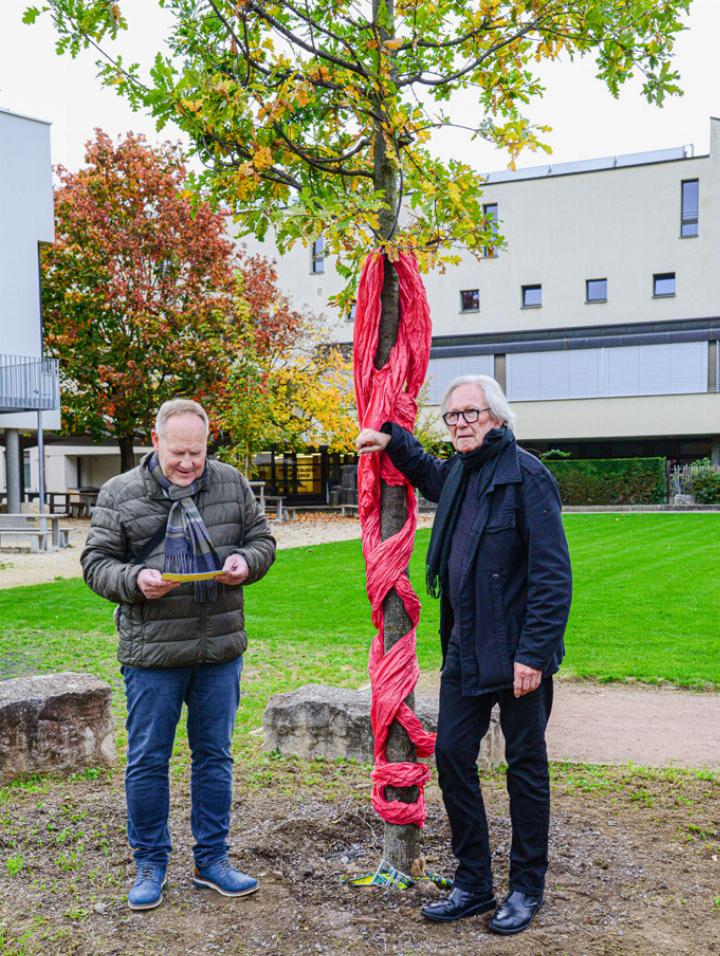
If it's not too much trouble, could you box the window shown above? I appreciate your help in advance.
[653,272,676,297]
[425,355,494,404]
[311,237,325,274]
[522,284,542,308]
[681,179,699,237]
[483,203,498,258]
[460,289,480,312]
[586,278,607,303]
[506,341,707,402]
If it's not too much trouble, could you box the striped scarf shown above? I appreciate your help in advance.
[148,453,220,603]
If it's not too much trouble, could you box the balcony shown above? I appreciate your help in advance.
[0,354,60,413]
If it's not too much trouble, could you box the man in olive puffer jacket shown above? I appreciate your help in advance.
[82,398,275,911]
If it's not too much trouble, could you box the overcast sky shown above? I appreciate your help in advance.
[1,0,719,174]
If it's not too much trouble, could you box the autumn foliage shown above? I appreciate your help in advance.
[42,130,355,470]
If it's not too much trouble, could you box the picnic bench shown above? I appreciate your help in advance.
[0,513,71,551]
[45,490,98,517]
[264,495,288,521]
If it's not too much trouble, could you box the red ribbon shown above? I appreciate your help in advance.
[353,250,436,827]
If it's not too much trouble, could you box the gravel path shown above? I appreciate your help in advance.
[2,514,717,770]
[416,672,720,769]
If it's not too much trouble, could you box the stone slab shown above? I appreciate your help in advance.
[263,683,503,769]
[0,672,116,783]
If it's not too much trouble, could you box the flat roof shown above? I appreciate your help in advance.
[0,106,52,127]
[484,145,700,184]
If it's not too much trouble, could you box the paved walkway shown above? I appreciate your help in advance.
[416,674,720,769]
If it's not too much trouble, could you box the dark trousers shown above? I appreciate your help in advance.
[435,665,553,896]
[122,657,242,868]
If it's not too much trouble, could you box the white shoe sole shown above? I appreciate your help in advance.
[191,877,259,898]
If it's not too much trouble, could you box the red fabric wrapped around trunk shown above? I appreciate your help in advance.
[353,250,436,828]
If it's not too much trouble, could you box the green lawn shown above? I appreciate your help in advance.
[0,514,718,760]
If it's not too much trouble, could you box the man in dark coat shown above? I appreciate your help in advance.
[82,399,275,911]
[356,374,571,936]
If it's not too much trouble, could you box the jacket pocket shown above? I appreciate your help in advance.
[485,508,517,533]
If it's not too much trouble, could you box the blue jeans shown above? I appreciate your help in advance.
[122,657,243,868]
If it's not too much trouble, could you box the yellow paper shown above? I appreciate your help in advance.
[161,570,224,582]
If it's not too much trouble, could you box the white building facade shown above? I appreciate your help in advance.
[0,108,60,510]
[244,118,720,464]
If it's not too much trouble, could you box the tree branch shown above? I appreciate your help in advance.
[247,0,369,78]
[398,19,540,87]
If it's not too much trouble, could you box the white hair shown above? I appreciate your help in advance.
[155,399,209,438]
[441,374,515,431]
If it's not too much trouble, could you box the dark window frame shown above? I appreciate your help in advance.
[459,288,480,313]
[311,237,325,274]
[653,272,677,298]
[586,278,608,303]
[680,179,699,238]
[483,203,499,258]
[521,284,542,308]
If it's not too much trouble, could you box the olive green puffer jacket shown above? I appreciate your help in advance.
[81,454,276,668]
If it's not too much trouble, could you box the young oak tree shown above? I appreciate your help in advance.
[30,0,690,872]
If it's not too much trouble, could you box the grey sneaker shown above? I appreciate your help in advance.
[128,862,167,911]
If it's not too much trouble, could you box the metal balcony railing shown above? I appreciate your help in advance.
[0,354,60,413]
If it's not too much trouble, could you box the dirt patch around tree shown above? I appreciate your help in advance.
[1,759,718,955]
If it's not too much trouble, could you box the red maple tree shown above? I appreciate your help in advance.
[42,130,304,471]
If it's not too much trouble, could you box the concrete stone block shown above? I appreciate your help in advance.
[263,683,503,769]
[0,672,116,783]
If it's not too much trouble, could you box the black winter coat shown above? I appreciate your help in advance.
[385,425,572,696]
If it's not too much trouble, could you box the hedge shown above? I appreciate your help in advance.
[544,457,666,505]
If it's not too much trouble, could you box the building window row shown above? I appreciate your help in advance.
[460,272,677,313]
[506,341,707,402]
[425,341,709,406]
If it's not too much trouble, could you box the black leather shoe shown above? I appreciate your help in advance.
[487,890,543,935]
[421,887,496,923]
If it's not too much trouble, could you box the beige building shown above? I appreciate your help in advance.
[244,118,720,464]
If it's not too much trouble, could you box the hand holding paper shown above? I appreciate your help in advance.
[138,568,181,599]
[216,553,250,587]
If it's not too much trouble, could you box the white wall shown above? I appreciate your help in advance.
[0,109,59,431]
[238,119,720,348]
[27,445,152,493]
[237,119,720,449]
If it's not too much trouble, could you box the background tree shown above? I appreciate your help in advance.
[30,0,690,872]
[215,314,356,474]
[44,129,351,471]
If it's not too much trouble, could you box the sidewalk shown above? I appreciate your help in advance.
[416,673,720,769]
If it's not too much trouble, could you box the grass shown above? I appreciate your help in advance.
[0,512,718,767]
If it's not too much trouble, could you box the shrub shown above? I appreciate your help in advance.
[687,459,720,504]
[543,457,666,505]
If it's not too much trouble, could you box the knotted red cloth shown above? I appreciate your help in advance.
[353,250,437,828]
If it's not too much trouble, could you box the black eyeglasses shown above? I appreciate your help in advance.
[442,407,490,426]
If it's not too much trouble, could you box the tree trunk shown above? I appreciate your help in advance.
[118,434,136,473]
[372,0,422,876]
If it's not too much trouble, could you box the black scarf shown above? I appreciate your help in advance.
[426,426,513,598]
